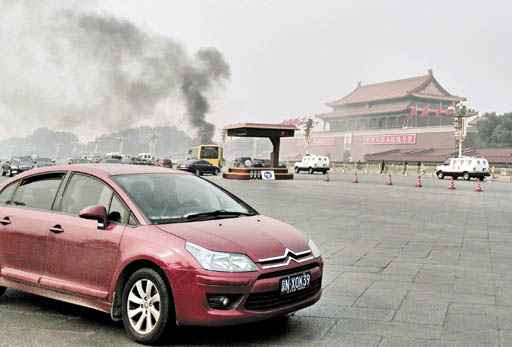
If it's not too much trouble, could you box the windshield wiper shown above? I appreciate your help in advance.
[151,210,254,225]
[184,210,253,221]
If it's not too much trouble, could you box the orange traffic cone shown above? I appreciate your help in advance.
[474,181,483,192]
[352,171,359,183]
[448,176,456,190]
[415,175,423,188]
[385,173,393,185]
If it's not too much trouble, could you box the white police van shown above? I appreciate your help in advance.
[435,156,489,181]
[294,154,330,174]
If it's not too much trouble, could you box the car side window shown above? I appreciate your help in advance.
[60,174,113,216]
[0,183,17,205]
[108,194,130,224]
[12,173,64,210]
[128,213,138,226]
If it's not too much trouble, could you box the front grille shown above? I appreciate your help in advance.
[258,249,313,268]
[244,277,321,311]
[258,263,319,280]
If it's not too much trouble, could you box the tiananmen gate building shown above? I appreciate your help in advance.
[281,70,466,162]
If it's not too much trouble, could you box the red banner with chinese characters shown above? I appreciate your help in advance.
[364,134,417,145]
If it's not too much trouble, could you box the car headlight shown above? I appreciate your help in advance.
[308,239,321,258]
[185,242,257,272]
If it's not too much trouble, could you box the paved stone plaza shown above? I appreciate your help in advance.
[1,173,511,346]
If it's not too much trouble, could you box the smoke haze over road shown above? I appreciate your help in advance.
[0,0,230,143]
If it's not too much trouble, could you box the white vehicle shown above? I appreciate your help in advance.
[137,152,154,162]
[294,154,330,174]
[435,156,490,181]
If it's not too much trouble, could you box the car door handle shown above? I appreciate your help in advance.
[49,225,64,234]
[0,217,11,225]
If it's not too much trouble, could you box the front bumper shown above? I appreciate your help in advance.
[166,259,323,327]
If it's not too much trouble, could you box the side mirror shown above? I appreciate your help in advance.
[79,205,108,229]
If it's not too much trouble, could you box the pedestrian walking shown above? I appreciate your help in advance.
[416,161,422,175]
[403,161,408,176]
[380,160,386,175]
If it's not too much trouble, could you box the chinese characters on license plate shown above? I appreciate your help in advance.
[280,272,311,295]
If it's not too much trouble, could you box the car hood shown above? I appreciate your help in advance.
[155,215,308,262]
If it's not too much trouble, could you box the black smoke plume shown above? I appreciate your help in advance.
[0,1,230,143]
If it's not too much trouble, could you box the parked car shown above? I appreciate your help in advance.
[294,154,330,174]
[68,157,91,165]
[233,157,252,167]
[435,156,490,181]
[177,159,219,175]
[252,158,266,167]
[137,153,154,164]
[130,157,154,165]
[34,158,55,168]
[1,157,35,177]
[101,157,123,164]
[155,158,173,168]
[0,164,322,344]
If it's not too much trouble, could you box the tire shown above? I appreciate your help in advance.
[479,176,485,181]
[8,169,12,177]
[437,171,444,179]
[308,167,314,175]
[121,268,174,345]
[322,170,327,175]
[295,167,299,174]
[0,286,6,296]
[463,172,470,181]
[214,168,219,175]
[195,169,201,176]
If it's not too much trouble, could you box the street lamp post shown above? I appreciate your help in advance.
[452,102,477,158]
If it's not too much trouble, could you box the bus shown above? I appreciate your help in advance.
[188,144,223,168]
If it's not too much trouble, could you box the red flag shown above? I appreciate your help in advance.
[446,103,455,116]
[436,104,442,116]
[421,104,430,117]
[409,105,417,117]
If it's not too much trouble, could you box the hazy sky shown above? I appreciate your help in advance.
[98,0,511,130]
[2,1,510,140]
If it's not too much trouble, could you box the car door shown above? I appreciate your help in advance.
[42,173,126,300]
[0,173,66,286]
[198,160,210,174]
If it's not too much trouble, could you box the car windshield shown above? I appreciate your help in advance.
[112,173,256,224]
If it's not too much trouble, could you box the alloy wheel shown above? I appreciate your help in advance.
[127,279,161,335]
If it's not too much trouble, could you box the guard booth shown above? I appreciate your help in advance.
[223,123,296,180]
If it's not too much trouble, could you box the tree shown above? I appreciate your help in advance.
[473,112,512,147]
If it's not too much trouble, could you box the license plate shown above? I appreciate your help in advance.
[280,272,311,295]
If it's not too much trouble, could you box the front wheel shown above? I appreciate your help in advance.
[214,168,219,175]
[122,268,174,345]
[463,172,470,181]
[195,169,201,176]
[437,171,444,179]
[0,287,6,296]
[295,167,299,174]
[479,176,485,181]
[308,167,314,174]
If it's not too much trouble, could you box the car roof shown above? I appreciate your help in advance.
[10,164,188,180]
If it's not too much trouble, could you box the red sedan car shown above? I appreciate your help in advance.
[0,164,322,344]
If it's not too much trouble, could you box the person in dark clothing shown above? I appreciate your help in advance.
[403,161,408,176]
[417,161,422,175]
[380,160,386,175]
